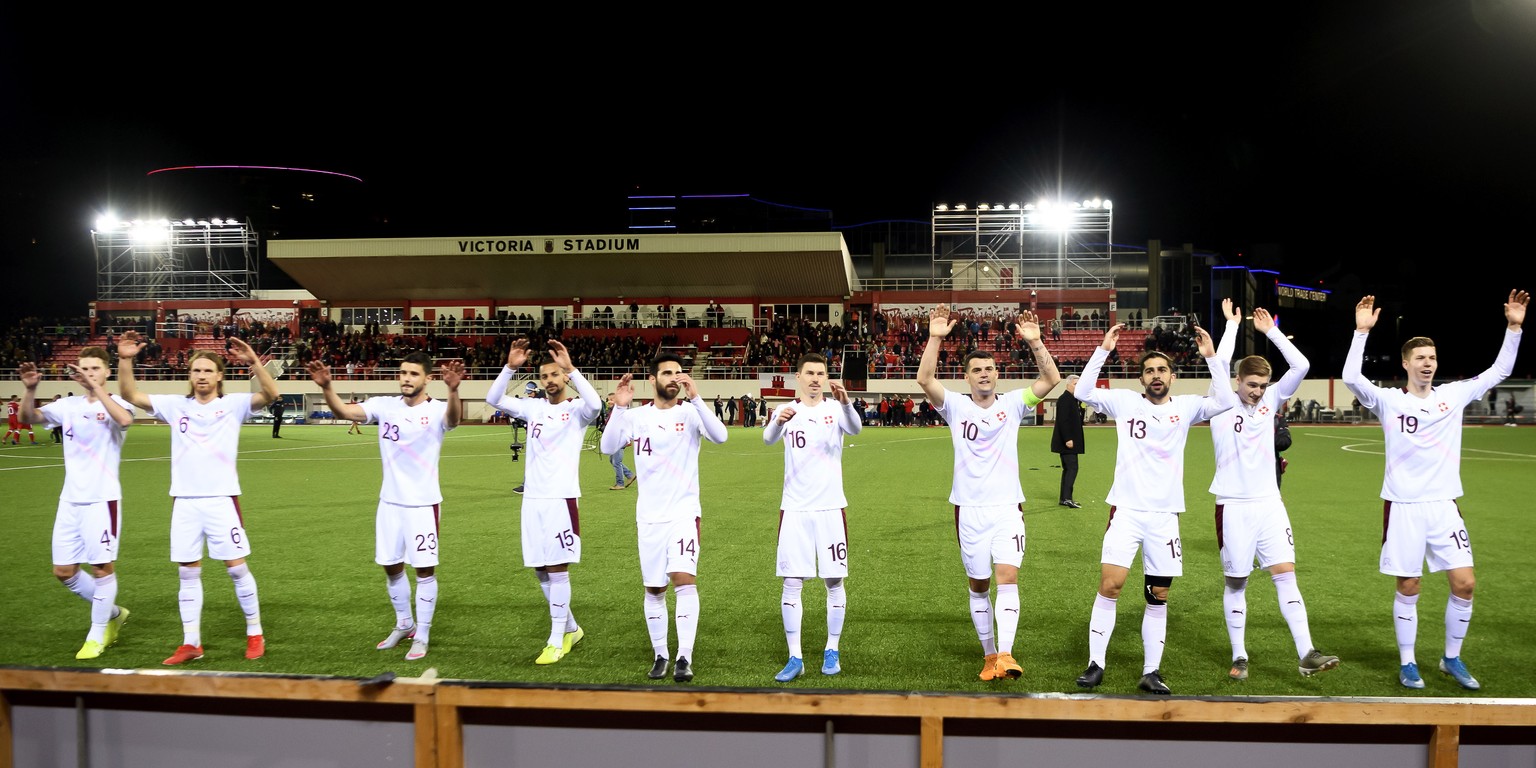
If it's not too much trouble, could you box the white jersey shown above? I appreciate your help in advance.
[764,397,862,511]
[360,396,454,506]
[150,393,255,497]
[487,367,601,499]
[1343,328,1521,502]
[1209,325,1309,503]
[1076,346,1236,512]
[39,394,133,502]
[599,397,728,524]
[935,388,1041,506]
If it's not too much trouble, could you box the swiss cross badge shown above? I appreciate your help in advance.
[1258,406,1270,416]
[1169,415,1181,424]
[674,422,685,432]
[1438,402,1450,412]
[823,415,834,424]
[996,411,1007,422]
[560,413,570,421]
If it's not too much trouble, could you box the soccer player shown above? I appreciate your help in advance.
[308,352,463,662]
[17,351,134,659]
[485,339,599,665]
[764,352,862,682]
[1342,290,1527,691]
[1072,304,1238,695]
[7,394,39,445]
[117,330,279,665]
[1208,305,1339,681]
[915,303,1061,682]
[599,353,729,683]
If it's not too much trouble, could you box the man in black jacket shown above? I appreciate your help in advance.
[1051,375,1086,508]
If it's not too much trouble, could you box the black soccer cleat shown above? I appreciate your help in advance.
[648,655,669,680]
[1138,670,1171,695]
[673,657,694,683]
[1075,661,1104,688]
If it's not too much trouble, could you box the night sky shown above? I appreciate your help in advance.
[4,3,1535,376]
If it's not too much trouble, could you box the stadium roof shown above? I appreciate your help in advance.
[268,232,858,303]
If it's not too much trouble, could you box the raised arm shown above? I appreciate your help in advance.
[679,373,728,444]
[1341,296,1379,406]
[1013,310,1062,399]
[551,340,602,421]
[829,380,862,435]
[598,374,633,455]
[229,337,279,409]
[1197,323,1239,418]
[915,303,956,407]
[114,331,153,410]
[17,363,45,424]
[1255,308,1310,400]
[307,361,367,422]
[440,360,465,429]
[763,402,794,445]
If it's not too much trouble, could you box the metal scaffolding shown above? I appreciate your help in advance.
[931,202,1114,291]
[93,219,259,301]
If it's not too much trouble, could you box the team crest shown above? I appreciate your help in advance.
[95,412,106,421]
[823,415,834,424]
[1438,402,1450,412]
[1169,415,1181,424]
[996,411,1007,422]
[1258,405,1270,416]
[560,413,570,421]
[544,239,555,253]
[674,422,685,432]
[420,416,430,425]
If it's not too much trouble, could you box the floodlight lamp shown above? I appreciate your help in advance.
[992,203,1003,211]
[1007,203,1020,210]
[935,203,949,211]
[1103,200,1113,210]
[982,265,990,272]
[211,218,224,226]
[978,203,990,211]
[1023,203,1035,211]
[955,203,967,211]
[196,219,210,226]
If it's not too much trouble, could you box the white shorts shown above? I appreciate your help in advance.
[52,499,122,566]
[521,497,581,568]
[637,516,699,588]
[376,500,441,569]
[1101,506,1183,577]
[776,508,849,578]
[1380,499,1474,577]
[955,503,1025,580]
[170,496,251,563]
[1216,498,1297,577]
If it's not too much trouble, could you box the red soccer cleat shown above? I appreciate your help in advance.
[162,644,204,666]
[245,634,266,660]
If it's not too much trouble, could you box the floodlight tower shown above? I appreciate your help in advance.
[930,198,1114,290]
[92,216,259,300]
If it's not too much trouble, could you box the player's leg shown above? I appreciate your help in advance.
[1137,512,1182,694]
[667,516,701,681]
[1217,502,1256,677]
[77,500,124,655]
[638,524,671,677]
[775,510,812,680]
[988,507,1025,678]
[1080,508,1138,687]
[403,504,441,661]
[164,499,207,664]
[957,506,999,673]
[207,498,262,657]
[1429,504,1477,688]
[377,502,416,649]
[1382,501,1430,687]
[817,509,850,675]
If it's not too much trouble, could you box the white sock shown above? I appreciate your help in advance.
[1445,594,1473,659]
[1141,603,1168,673]
[227,563,262,636]
[415,575,437,645]
[546,571,571,647]
[1088,593,1117,667]
[1394,591,1419,665]
[781,578,804,658]
[645,592,669,658]
[825,578,846,652]
[995,583,1020,654]
[1223,577,1248,660]
[674,584,699,661]
[88,572,117,643]
[179,566,203,647]
[969,589,997,655]
[63,570,97,602]
[1272,571,1313,659]
[386,571,414,628]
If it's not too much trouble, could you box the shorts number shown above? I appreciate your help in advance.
[1166,537,1182,558]
[415,533,438,552]
[1449,529,1470,551]
[676,537,697,556]
[826,541,847,562]
[230,527,242,545]
[554,528,575,549]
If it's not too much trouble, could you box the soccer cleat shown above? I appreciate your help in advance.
[245,635,265,660]
[1138,670,1171,695]
[1400,662,1425,689]
[104,606,130,647]
[995,652,1023,679]
[648,655,669,680]
[673,657,694,683]
[821,649,841,676]
[1229,657,1249,681]
[163,644,204,666]
[562,626,585,654]
[978,653,1002,681]
[1299,649,1340,677]
[1439,656,1481,690]
[405,640,429,661]
[376,624,417,651]
[1075,661,1104,688]
[535,645,565,665]
[774,656,804,682]
[1059,500,1083,509]
[75,640,105,660]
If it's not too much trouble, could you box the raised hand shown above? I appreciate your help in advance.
[776,405,798,424]
[1014,310,1041,343]
[1194,325,1216,358]
[928,304,958,338]
[116,331,145,360]
[306,360,332,388]
[440,360,466,390]
[227,337,259,365]
[1100,323,1124,352]
[1253,307,1275,335]
[18,362,41,388]
[1355,296,1380,332]
[676,372,698,400]
[1506,289,1530,329]
[829,380,850,404]
[506,338,530,369]
[547,339,574,372]
[612,373,635,407]
[1223,298,1241,324]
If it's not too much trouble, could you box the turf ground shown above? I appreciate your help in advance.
[1,420,1532,698]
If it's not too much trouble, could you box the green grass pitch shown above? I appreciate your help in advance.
[1,421,1532,698]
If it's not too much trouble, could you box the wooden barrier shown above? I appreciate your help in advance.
[3,668,1534,768]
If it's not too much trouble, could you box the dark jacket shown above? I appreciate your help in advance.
[1051,389,1086,455]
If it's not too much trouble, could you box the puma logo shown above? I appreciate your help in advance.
[1091,630,1105,636]
[1230,610,1244,615]
[1003,608,1018,614]
[1286,600,1301,605]
[552,603,566,608]
[1396,615,1414,621]
[782,602,798,608]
